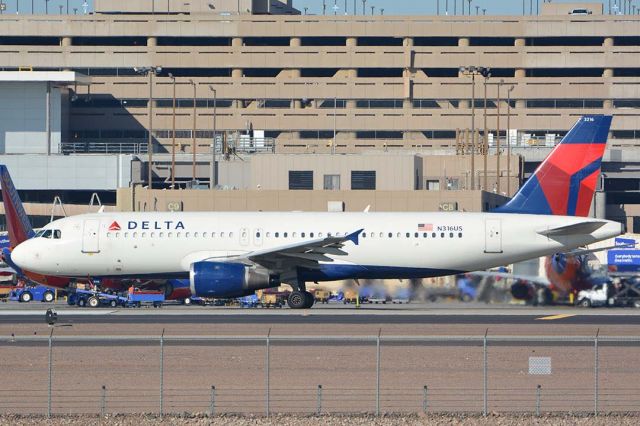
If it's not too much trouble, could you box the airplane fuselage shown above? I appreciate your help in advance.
[11,211,623,283]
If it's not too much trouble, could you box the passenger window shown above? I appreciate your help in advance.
[441,233,445,238]
[458,233,463,238]
[150,232,155,238]
[194,232,199,238]
[432,232,436,238]
[159,232,164,238]
[310,232,314,238]
[319,232,323,237]
[388,233,392,238]
[362,233,366,238]
[275,232,279,238]
[167,232,173,238]
[229,232,234,238]
[449,232,454,238]
[284,232,288,238]
[124,232,129,238]
[256,232,261,238]
[220,232,225,238]
[242,231,247,238]
[414,233,418,238]
[293,232,297,238]
[370,232,375,238]
[301,232,306,238]
[212,232,216,238]
[203,232,208,238]
[176,232,181,238]
[133,232,138,238]
[406,233,410,238]
[423,233,427,238]
[115,233,120,238]
[141,232,146,238]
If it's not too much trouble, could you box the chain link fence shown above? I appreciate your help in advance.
[1,334,639,417]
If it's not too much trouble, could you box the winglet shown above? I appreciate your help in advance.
[2,247,23,276]
[346,229,364,246]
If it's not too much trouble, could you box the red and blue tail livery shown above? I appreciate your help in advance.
[0,165,35,247]
[495,115,612,217]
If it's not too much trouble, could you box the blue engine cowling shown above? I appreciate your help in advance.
[190,261,280,298]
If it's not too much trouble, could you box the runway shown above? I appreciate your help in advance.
[2,303,640,325]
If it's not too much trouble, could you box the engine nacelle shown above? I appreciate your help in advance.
[190,261,280,298]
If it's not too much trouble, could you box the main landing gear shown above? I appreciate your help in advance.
[287,291,314,309]
[287,280,314,309]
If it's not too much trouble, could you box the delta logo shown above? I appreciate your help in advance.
[108,221,121,231]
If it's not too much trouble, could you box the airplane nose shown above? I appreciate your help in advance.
[11,242,34,270]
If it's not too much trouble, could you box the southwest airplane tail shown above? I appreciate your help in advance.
[0,165,35,248]
[494,115,612,216]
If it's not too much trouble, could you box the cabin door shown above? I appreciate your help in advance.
[484,219,503,253]
[82,220,100,253]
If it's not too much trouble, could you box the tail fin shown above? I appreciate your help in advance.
[0,165,34,247]
[494,115,612,216]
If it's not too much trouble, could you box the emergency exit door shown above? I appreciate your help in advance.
[82,219,100,253]
[484,219,503,253]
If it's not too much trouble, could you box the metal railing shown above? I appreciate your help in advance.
[60,141,148,155]
[1,333,639,417]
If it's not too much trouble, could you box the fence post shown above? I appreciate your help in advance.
[209,386,216,416]
[423,385,428,413]
[266,328,271,417]
[101,385,107,417]
[48,329,53,419]
[536,385,541,416]
[317,385,322,415]
[594,329,600,416]
[160,329,165,418]
[483,329,488,417]
[376,329,381,416]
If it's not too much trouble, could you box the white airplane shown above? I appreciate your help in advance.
[10,115,622,309]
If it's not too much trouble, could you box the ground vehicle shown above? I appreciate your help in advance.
[577,281,640,308]
[314,290,330,304]
[569,8,592,15]
[9,285,56,303]
[260,293,283,308]
[343,290,361,304]
[125,289,164,308]
[68,289,124,308]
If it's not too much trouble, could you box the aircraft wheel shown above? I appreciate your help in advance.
[20,292,33,303]
[88,296,100,308]
[287,291,308,309]
[42,291,54,303]
[304,291,315,308]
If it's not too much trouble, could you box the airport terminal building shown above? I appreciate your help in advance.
[0,1,639,228]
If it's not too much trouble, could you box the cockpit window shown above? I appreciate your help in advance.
[41,230,53,239]
[34,230,45,237]
[53,230,61,239]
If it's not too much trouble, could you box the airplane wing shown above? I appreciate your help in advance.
[240,229,364,274]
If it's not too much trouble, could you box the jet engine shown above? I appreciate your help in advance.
[190,261,280,298]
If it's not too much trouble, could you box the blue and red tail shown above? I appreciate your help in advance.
[0,165,35,248]
[494,115,612,216]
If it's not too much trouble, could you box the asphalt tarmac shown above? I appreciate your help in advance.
[2,302,640,325]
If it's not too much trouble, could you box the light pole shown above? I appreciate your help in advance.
[189,79,197,184]
[169,73,177,189]
[496,79,505,195]
[45,0,49,14]
[460,66,490,190]
[506,85,515,197]
[208,86,217,189]
[483,72,490,190]
[135,66,162,189]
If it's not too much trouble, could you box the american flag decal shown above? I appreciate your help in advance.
[418,223,433,231]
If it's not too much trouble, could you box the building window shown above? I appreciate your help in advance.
[323,174,341,190]
[351,171,376,190]
[289,171,313,190]
[426,180,441,191]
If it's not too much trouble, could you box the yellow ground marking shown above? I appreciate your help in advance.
[536,314,577,321]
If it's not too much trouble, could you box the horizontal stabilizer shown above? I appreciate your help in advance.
[538,221,606,237]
